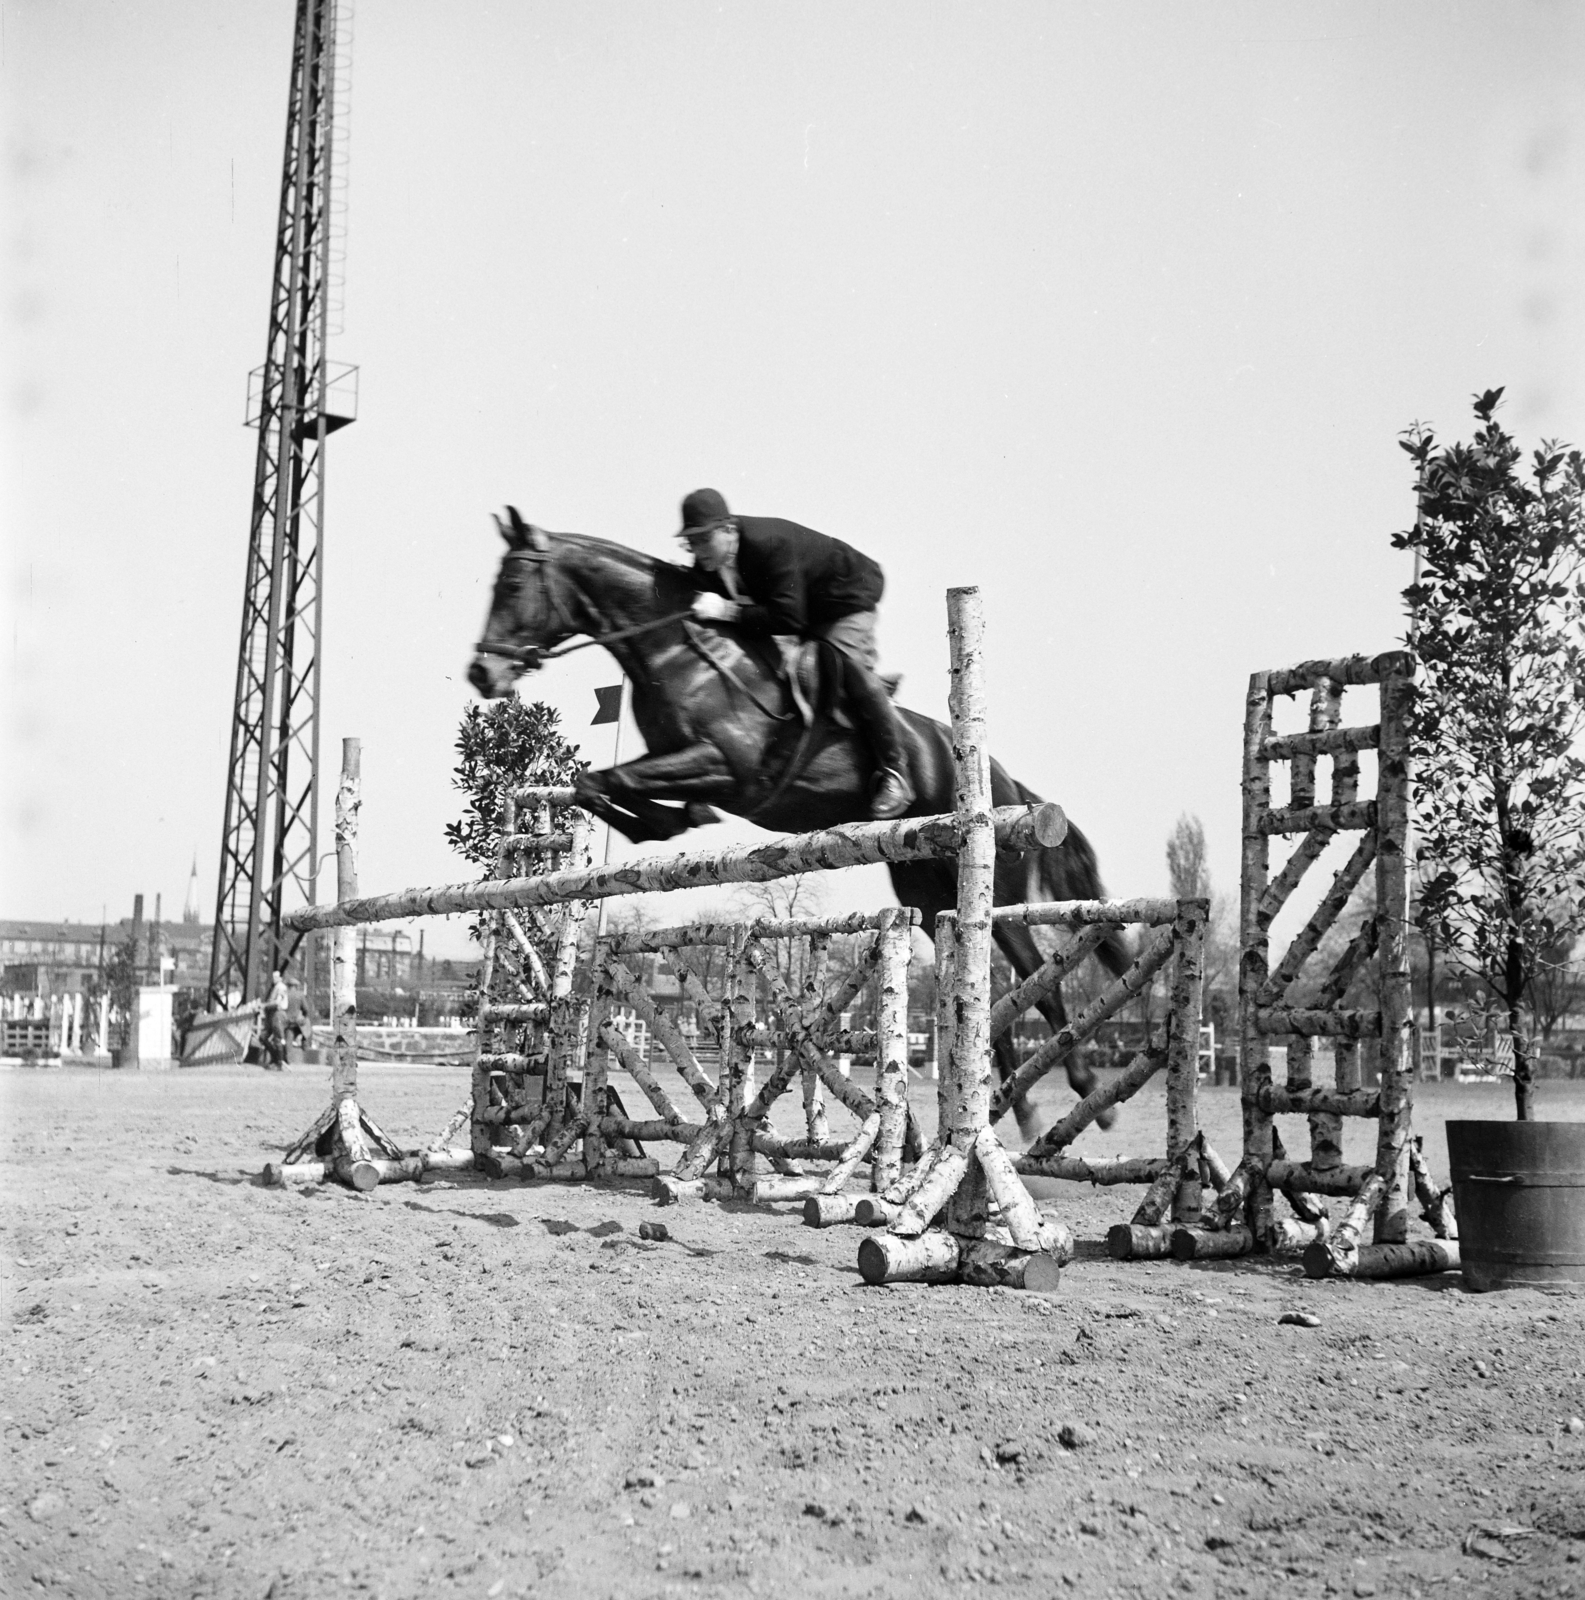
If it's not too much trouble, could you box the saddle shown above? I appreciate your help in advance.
[684,624,899,731]
[681,622,901,819]
[785,640,901,729]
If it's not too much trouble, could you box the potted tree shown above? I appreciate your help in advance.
[1395,389,1585,1290]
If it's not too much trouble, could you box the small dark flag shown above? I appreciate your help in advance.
[592,684,623,725]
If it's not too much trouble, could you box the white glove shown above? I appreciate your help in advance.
[691,592,741,623]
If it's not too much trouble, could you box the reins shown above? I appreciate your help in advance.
[474,607,696,665]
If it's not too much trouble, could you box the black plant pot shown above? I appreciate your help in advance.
[1445,1120,1585,1291]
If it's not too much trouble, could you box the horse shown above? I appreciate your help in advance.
[467,508,1129,1136]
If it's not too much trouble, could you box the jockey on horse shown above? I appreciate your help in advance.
[676,488,917,821]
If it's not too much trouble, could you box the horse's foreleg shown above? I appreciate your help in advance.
[574,744,736,842]
[567,784,686,846]
[601,744,736,800]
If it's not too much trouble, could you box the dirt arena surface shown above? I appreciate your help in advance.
[4,1063,1583,1600]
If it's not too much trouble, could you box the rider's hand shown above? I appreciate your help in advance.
[691,592,741,623]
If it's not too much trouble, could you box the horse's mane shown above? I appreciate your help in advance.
[547,527,700,607]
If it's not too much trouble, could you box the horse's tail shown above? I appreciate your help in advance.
[1009,778,1132,980]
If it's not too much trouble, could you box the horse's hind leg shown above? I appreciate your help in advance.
[992,919,1117,1136]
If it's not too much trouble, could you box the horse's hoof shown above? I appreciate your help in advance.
[684,803,722,827]
[1095,1105,1118,1130]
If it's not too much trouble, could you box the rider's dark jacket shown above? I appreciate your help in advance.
[692,516,884,637]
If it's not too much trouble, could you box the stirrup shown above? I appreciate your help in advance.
[869,767,915,821]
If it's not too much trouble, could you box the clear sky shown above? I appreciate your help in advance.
[4,1,1581,957]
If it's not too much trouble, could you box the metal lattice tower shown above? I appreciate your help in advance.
[209,0,356,1010]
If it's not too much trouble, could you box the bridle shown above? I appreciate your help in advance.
[473,547,694,668]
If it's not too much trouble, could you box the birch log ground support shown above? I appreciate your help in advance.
[802,1194,869,1228]
[1303,1237,1459,1280]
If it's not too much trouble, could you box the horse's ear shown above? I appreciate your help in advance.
[492,511,517,547]
[505,505,548,552]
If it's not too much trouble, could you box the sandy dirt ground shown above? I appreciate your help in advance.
[4,1062,1584,1600]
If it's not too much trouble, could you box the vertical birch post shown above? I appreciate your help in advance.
[872,910,913,1191]
[801,930,831,1144]
[543,811,594,1148]
[857,589,1059,1288]
[933,912,958,1155]
[942,587,995,1233]
[723,932,757,1186]
[582,990,612,1179]
[1371,658,1415,1244]
[1229,672,1273,1244]
[1163,902,1206,1223]
[269,736,410,1189]
[469,794,506,1165]
[1305,681,1344,1168]
[325,739,380,1187]
[330,737,361,1109]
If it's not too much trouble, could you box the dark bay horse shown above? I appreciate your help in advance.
[468,509,1128,1135]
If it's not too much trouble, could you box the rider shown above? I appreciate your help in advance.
[677,488,916,821]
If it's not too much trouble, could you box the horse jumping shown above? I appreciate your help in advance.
[467,509,1128,1133]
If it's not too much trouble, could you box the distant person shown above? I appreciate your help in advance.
[678,488,915,819]
[261,965,289,1071]
[285,973,308,1050]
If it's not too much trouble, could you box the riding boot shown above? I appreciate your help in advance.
[841,659,916,819]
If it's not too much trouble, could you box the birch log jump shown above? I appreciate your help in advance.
[278,803,1068,930]
[1203,652,1458,1278]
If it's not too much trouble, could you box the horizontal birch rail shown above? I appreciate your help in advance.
[1257,802,1377,836]
[508,786,581,807]
[476,1053,547,1075]
[280,803,1068,931]
[1015,1154,1171,1185]
[497,832,576,856]
[1267,1160,1372,1196]
[479,1004,548,1024]
[480,1102,553,1126]
[1251,1085,1382,1118]
[1264,651,1412,695]
[988,896,1190,929]
[602,907,921,952]
[600,1117,701,1144]
[752,1133,855,1162]
[1253,1007,1382,1038]
[1262,725,1380,760]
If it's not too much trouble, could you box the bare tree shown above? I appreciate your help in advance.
[1528,924,1584,1045]
[1166,813,1211,901]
